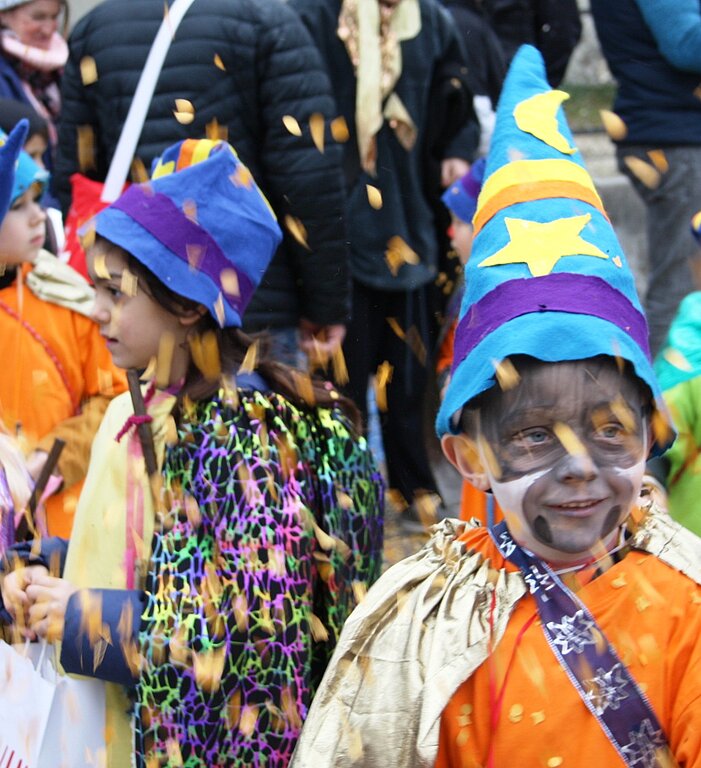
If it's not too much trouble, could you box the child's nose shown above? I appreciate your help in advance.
[554,449,598,483]
[90,296,109,326]
[30,201,46,224]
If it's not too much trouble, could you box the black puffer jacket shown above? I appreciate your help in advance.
[56,0,350,330]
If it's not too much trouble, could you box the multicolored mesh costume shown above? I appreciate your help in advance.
[133,389,384,767]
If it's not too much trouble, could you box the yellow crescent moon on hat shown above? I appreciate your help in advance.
[513,90,576,155]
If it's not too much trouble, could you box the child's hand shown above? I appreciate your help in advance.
[25,572,76,642]
[0,564,48,634]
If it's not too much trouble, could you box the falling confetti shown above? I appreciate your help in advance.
[77,124,96,172]
[366,184,383,209]
[120,268,138,297]
[374,361,393,412]
[553,422,588,457]
[492,358,520,390]
[173,98,195,125]
[385,235,419,276]
[220,268,240,297]
[80,55,98,86]
[599,109,627,141]
[622,155,661,189]
[239,339,259,373]
[330,115,350,143]
[309,112,325,153]
[213,52,226,71]
[284,215,310,249]
[155,331,175,388]
[647,149,669,174]
[282,115,302,137]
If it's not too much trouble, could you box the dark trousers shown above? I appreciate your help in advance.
[342,281,438,504]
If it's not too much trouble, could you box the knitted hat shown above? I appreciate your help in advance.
[93,139,283,328]
[0,119,28,224]
[436,45,673,454]
[441,157,487,225]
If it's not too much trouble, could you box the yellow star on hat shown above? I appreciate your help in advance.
[478,214,609,277]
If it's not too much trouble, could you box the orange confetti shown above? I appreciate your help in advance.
[79,55,98,85]
[155,331,175,388]
[309,613,329,642]
[284,215,310,249]
[366,184,383,209]
[309,112,325,153]
[374,360,393,412]
[385,235,419,276]
[662,347,692,372]
[77,124,96,172]
[239,339,259,374]
[206,117,227,142]
[553,422,588,457]
[622,155,660,189]
[330,115,350,143]
[173,98,195,125]
[130,156,149,183]
[213,52,226,71]
[647,149,669,174]
[492,358,520,390]
[120,268,138,297]
[282,115,302,137]
[193,646,227,692]
[93,252,110,280]
[599,109,627,141]
[332,345,349,386]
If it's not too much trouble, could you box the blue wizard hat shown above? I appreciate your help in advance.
[436,46,673,453]
[0,120,29,224]
[94,139,282,328]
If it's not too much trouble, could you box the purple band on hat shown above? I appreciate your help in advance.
[111,185,254,312]
[452,272,651,372]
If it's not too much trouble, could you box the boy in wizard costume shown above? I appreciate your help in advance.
[289,46,701,767]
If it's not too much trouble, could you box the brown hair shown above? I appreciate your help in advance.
[93,236,360,429]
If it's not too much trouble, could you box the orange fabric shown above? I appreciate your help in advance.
[0,265,127,537]
[437,319,457,378]
[472,181,608,236]
[459,481,503,526]
[435,526,701,768]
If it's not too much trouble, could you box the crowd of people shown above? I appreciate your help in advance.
[0,0,700,766]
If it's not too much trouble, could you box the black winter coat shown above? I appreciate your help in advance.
[56,0,350,330]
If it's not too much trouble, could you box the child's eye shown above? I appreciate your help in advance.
[595,423,627,441]
[515,428,550,446]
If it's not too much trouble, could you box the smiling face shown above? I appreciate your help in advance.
[0,184,45,266]
[87,241,195,384]
[445,357,650,564]
[0,0,63,49]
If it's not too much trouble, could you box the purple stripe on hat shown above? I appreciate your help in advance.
[452,273,650,372]
[111,185,254,312]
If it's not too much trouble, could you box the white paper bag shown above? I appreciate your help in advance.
[0,640,56,767]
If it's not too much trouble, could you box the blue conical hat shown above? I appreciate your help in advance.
[0,119,28,224]
[436,45,673,452]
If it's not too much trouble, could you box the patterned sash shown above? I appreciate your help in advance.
[490,521,672,768]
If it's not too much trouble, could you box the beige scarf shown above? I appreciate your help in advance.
[338,0,420,175]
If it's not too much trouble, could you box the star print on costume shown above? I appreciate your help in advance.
[621,719,668,767]
[583,663,630,715]
[545,609,596,655]
[478,214,609,277]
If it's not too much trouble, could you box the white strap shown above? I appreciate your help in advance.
[101,0,197,203]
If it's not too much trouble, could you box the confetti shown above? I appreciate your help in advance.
[622,155,661,189]
[309,112,325,153]
[213,52,226,71]
[173,98,195,125]
[206,117,227,142]
[385,235,419,276]
[239,339,259,373]
[374,361,393,412]
[93,251,110,280]
[130,156,149,183]
[530,710,545,725]
[155,331,175,388]
[186,243,204,271]
[330,115,350,143]
[120,268,138,297]
[599,109,627,141]
[493,358,520,390]
[508,703,523,723]
[647,149,669,174]
[282,115,302,137]
[553,422,588,457]
[284,215,310,249]
[238,704,259,737]
[189,329,222,382]
[661,347,692,372]
[547,758,563,767]
[332,345,349,385]
[309,613,329,642]
[366,184,383,209]
[77,124,96,172]
[213,292,226,327]
[80,55,98,85]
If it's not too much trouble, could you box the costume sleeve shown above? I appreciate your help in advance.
[60,587,143,686]
[634,0,701,73]
[295,407,385,681]
[255,4,351,326]
[663,379,700,490]
[36,317,127,488]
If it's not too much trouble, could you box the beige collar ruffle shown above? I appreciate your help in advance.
[338,0,421,176]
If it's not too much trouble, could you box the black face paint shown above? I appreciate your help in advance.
[601,505,622,540]
[533,515,553,544]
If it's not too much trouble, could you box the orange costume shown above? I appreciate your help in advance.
[0,260,126,537]
[436,524,701,768]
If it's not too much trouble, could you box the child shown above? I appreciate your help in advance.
[1,139,384,767]
[289,46,701,767]
[0,124,126,537]
[649,213,701,535]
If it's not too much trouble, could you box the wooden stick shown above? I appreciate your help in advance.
[126,369,158,479]
[16,437,65,540]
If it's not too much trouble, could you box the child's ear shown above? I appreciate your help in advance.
[178,306,208,328]
[441,434,490,491]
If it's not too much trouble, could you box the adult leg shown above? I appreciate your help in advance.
[617,145,699,357]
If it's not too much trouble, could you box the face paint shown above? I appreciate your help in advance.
[476,357,649,564]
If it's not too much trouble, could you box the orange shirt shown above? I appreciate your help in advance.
[436,526,701,768]
[0,265,127,537]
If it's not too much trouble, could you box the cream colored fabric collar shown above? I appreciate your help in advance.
[289,503,701,767]
[26,249,95,318]
[338,0,420,175]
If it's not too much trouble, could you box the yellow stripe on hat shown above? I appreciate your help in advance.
[473,159,605,235]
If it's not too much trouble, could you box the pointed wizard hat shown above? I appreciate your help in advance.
[0,119,28,224]
[436,45,673,453]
